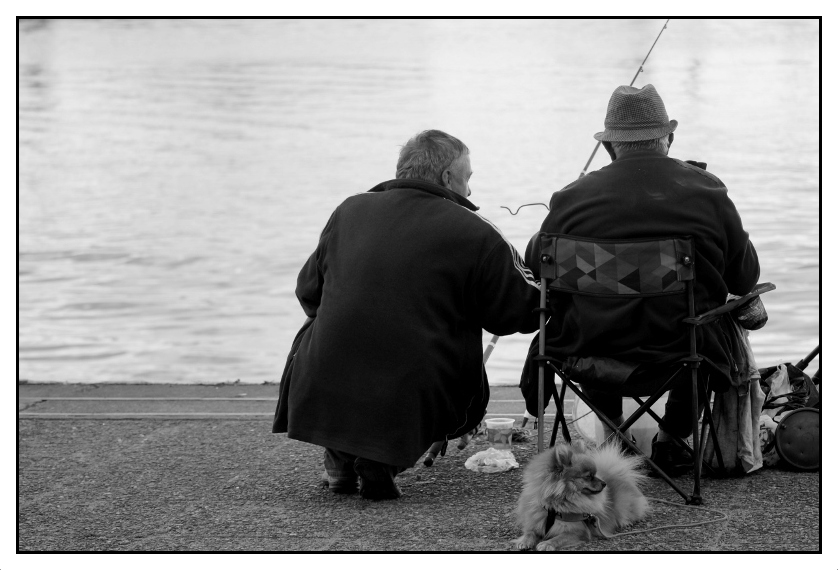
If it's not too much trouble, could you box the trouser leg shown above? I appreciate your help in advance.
[580,385,623,419]
[660,371,694,439]
[580,385,628,440]
[323,448,359,494]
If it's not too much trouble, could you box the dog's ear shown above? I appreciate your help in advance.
[555,444,574,468]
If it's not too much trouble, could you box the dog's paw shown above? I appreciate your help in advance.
[536,538,586,552]
[512,535,537,551]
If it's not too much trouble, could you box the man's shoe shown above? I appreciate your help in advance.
[321,470,359,494]
[354,459,403,500]
[648,434,694,477]
[358,480,403,500]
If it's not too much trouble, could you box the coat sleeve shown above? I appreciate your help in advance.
[474,239,541,335]
[717,192,760,296]
[295,209,338,318]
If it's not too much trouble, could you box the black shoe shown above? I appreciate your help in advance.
[648,434,694,477]
[358,480,403,500]
[354,459,403,500]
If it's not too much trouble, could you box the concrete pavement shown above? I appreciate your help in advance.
[18,382,820,552]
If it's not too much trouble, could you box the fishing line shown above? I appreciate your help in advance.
[501,18,671,215]
[500,203,549,216]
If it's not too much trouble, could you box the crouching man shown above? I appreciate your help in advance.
[273,130,540,499]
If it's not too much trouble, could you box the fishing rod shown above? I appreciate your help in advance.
[500,18,672,215]
[422,335,501,466]
[491,20,672,444]
[577,18,670,179]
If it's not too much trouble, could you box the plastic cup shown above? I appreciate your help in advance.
[485,418,515,449]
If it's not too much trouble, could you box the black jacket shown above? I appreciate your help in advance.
[274,179,540,466]
[522,150,760,401]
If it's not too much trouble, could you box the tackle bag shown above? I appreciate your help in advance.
[757,363,820,470]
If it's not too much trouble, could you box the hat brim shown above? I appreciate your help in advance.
[594,119,678,142]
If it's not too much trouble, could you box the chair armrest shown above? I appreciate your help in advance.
[683,282,775,326]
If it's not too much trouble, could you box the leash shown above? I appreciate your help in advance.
[544,496,728,540]
[605,498,729,538]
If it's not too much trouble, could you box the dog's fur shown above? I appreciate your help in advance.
[513,440,648,551]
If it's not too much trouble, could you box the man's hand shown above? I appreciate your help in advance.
[422,427,480,467]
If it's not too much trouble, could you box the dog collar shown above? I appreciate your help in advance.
[545,508,595,533]
[556,512,594,522]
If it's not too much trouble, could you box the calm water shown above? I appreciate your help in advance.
[18,19,820,385]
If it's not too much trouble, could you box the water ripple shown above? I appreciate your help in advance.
[17,19,820,385]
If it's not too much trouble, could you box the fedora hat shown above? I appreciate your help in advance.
[594,84,678,142]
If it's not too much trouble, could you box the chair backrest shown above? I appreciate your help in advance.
[538,234,695,297]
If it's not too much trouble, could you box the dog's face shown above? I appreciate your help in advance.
[535,442,607,508]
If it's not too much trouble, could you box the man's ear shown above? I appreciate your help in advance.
[603,141,616,161]
[668,132,674,147]
[440,169,451,189]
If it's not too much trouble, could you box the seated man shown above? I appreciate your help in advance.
[274,130,541,499]
[522,84,760,475]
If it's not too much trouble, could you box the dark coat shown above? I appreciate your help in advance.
[523,150,760,392]
[274,179,540,467]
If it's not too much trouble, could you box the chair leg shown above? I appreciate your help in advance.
[550,379,570,447]
[689,365,703,505]
[698,399,714,477]
[632,390,713,471]
[536,279,548,453]
[620,366,683,435]
[550,407,561,448]
[640,399,718,476]
[699,386,711,472]
[700,376,725,472]
[548,363,692,504]
[537,361,545,453]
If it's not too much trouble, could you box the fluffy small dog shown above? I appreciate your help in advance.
[513,440,648,551]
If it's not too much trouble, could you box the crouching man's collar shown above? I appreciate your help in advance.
[368,178,479,211]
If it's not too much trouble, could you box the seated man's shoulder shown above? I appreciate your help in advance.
[550,176,588,200]
[672,157,725,187]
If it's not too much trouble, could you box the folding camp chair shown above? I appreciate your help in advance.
[532,232,774,505]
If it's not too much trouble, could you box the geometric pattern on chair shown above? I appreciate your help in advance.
[553,237,685,295]
[535,233,734,504]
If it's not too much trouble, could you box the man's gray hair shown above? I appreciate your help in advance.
[611,135,670,155]
[396,130,469,184]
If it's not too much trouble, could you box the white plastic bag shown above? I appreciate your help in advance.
[763,364,793,419]
[464,447,519,473]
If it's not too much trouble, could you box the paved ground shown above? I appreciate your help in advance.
[17,383,821,552]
